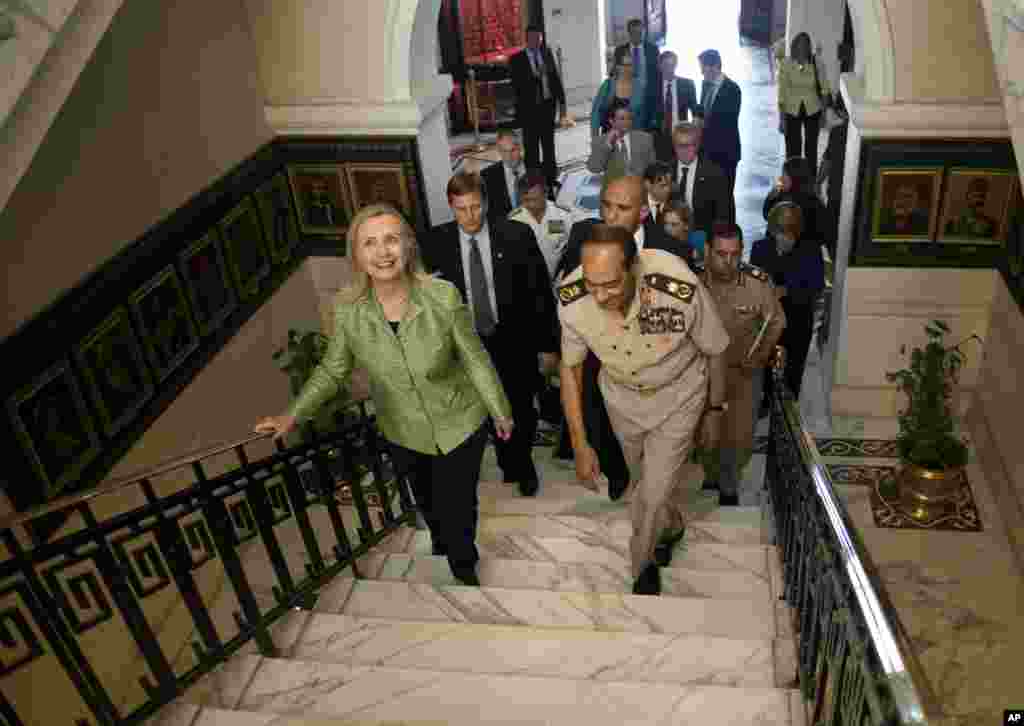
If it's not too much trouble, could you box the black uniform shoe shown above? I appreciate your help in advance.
[702,479,720,492]
[608,478,629,501]
[452,567,481,586]
[518,477,539,497]
[718,492,739,506]
[632,563,661,596]
[653,528,686,567]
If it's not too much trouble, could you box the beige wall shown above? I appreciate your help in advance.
[972,277,1024,566]
[0,0,272,340]
[886,0,1001,102]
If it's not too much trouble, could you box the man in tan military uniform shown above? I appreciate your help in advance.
[698,222,785,506]
[558,224,730,595]
[508,170,575,282]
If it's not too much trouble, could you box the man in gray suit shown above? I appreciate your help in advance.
[587,98,656,184]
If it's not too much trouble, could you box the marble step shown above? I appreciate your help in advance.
[188,654,799,725]
[407,529,774,576]
[314,577,787,641]
[478,510,770,546]
[275,610,796,689]
[149,702,448,725]
[359,552,773,600]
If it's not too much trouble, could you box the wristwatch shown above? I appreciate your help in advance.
[707,402,729,413]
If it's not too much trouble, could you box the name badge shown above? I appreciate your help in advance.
[548,220,565,234]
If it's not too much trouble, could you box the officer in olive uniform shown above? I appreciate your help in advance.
[508,169,575,282]
[558,224,730,595]
[697,222,785,505]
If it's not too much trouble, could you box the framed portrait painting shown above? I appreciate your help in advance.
[345,163,413,218]
[129,265,200,383]
[178,230,237,336]
[287,164,351,236]
[871,168,943,243]
[254,172,301,263]
[220,197,271,300]
[937,168,1016,245]
[74,308,154,438]
[7,359,101,497]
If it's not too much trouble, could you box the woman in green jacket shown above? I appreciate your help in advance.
[255,204,513,586]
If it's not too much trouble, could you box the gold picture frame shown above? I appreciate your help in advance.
[937,168,1016,245]
[287,164,352,236]
[344,163,413,218]
[871,167,943,243]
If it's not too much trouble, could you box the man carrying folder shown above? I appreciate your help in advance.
[696,222,785,505]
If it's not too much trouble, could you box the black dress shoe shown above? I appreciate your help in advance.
[431,544,447,556]
[608,478,628,501]
[452,568,481,586]
[653,528,686,567]
[702,479,720,492]
[518,477,539,497]
[719,492,739,506]
[632,563,661,596]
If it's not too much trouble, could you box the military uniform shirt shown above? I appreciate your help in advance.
[558,249,730,426]
[699,262,786,368]
[509,203,575,280]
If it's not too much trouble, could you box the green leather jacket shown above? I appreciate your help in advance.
[288,276,512,455]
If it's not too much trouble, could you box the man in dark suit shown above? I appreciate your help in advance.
[481,129,524,221]
[615,18,661,131]
[509,25,567,192]
[553,176,690,501]
[655,51,698,161]
[671,122,731,237]
[696,49,741,219]
[424,172,559,496]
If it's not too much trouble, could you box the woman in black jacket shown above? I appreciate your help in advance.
[762,156,834,257]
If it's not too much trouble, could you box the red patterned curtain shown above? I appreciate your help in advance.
[460,0,525,64]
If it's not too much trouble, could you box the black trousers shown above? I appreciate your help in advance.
[582,351,630,488]
[521,99,559,189]
[387,425,487,572]
[481,328,539,483]
[784,109,822,175]
[764,299,816,401]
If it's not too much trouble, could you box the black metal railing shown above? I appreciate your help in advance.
[0,401,415,726]
[766,369,940,724]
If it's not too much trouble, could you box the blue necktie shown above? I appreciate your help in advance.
[632,46,640,73]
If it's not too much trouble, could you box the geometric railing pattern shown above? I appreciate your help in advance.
[0,402,415,725]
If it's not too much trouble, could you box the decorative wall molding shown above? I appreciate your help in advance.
[842,75,1009,138]
[266,98,436,137]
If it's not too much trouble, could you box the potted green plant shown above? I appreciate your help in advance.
[884,319,979,520]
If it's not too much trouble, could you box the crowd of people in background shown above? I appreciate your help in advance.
[257,19,832,598]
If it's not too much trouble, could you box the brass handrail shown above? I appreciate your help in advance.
[0,430,276,530]
[778,393,942,722]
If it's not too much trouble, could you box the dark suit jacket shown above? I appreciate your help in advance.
[697,76,742,166]
[481,162,514,220]
[509,46,566,123]
[423,219,559,355]
[553,218,692,281]
[673,157,731,235]
[656,76,699,129]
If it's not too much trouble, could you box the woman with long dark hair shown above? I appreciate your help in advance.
[762,156,834,257]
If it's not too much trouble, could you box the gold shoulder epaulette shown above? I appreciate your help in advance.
[644,273,695,303]
[557,279,588,306]
[740,262,770,283]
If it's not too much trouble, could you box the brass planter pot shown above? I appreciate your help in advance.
[896,462,965,522]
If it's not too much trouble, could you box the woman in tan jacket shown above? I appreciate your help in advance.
[255,204,513,586]
[776,32,831,174]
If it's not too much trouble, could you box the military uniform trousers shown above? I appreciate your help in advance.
[710,366,763,498]
[600,369,705,578]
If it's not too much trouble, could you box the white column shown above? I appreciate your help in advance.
[786,0,846,93]
[543,0,607,107]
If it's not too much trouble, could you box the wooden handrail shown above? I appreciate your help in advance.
[0,431,275,530]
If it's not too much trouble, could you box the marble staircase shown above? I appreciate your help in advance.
[149,446,806,726]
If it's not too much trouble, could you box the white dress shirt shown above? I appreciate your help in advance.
[504,163,522,206]
[634,224,646,251]
[647,194,664,224]
[608,132,631,162]
[663,78,676,130]
[459,224,499,324]
[677,159,698,208]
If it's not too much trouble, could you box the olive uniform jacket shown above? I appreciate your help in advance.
[288,277,512,455]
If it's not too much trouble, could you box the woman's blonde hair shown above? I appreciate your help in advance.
[337,203,433,303]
